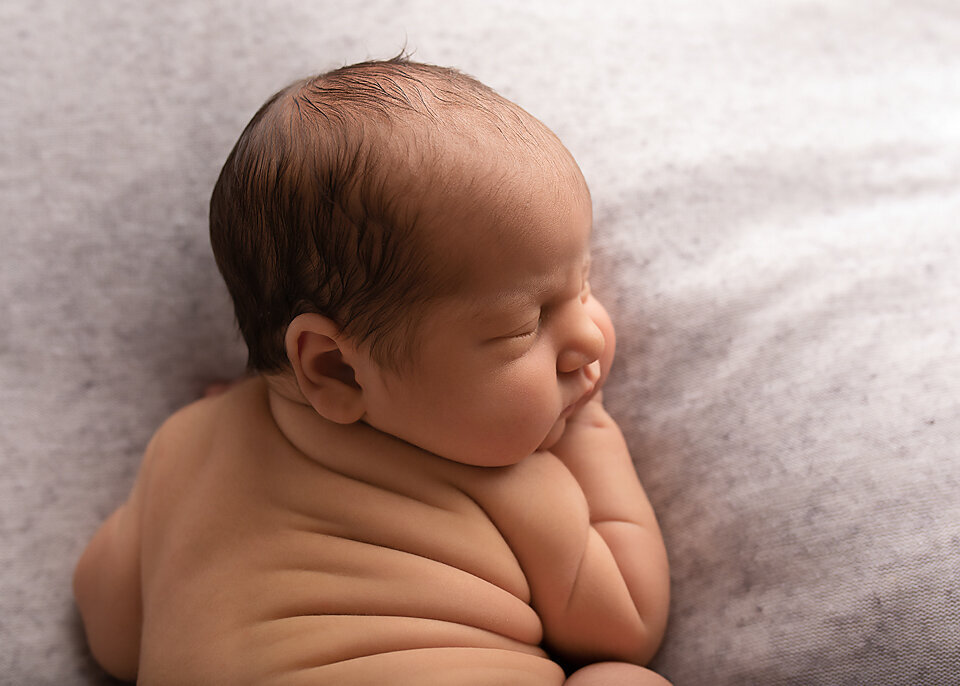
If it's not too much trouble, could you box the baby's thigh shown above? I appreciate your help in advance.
[280,647,566,686]
[564,662,672,686]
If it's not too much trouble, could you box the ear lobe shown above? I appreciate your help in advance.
[285,313,365,424]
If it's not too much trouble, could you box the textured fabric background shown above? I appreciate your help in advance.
[2,1,959,684]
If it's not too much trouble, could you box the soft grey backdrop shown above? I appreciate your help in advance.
[2,1,959,684]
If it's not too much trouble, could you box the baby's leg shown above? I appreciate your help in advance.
[564,662,672,686]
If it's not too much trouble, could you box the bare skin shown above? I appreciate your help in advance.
[74,79,670,684]
[75,376,669,685]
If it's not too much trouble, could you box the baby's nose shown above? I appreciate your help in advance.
[557,315,605,375]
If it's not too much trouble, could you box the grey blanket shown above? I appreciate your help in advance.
[2,1,959,683]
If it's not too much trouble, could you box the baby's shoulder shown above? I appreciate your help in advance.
[136,380,261,499]
[133,400,212,507]
[145,393,220,464]
[148,377,264,454]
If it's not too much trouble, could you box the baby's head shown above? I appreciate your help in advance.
[211,58,613,465]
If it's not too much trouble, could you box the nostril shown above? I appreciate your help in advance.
[557,349,597,375]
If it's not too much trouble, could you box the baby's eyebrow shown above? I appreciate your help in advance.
[460,253,593,322]
[467,291,540,322]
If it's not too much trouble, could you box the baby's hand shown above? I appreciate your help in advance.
[554,394,617,458]
[566,392,605,425]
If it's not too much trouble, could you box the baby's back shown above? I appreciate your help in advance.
[134,378,565,685]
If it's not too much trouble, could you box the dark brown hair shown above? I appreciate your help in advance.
[210,57,537,373]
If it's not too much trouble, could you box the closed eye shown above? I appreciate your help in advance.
[509,314,542,339]
[498,307,544,340]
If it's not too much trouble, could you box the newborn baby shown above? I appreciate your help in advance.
[74,58,671,686]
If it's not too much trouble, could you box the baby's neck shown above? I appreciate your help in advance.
[263,375,350,463]
[261,374,446,485]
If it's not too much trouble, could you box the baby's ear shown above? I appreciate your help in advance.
[284,313,365,424]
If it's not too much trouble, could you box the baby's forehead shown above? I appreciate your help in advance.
[413,143,580,222]
[406,141,592,291]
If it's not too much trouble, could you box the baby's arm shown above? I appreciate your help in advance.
[467,404,668,667]
[73,437,155,681]
[547,396,670,665]
[74,503,142,680]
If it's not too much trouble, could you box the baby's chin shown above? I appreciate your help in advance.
[537,417,568,452]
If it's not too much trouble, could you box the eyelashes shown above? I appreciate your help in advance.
[510,311,542,339]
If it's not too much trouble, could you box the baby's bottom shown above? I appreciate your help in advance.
[565,662,672,686]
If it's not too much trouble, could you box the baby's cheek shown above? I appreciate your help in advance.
[482,355,563,452]
[493,389,556,449]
